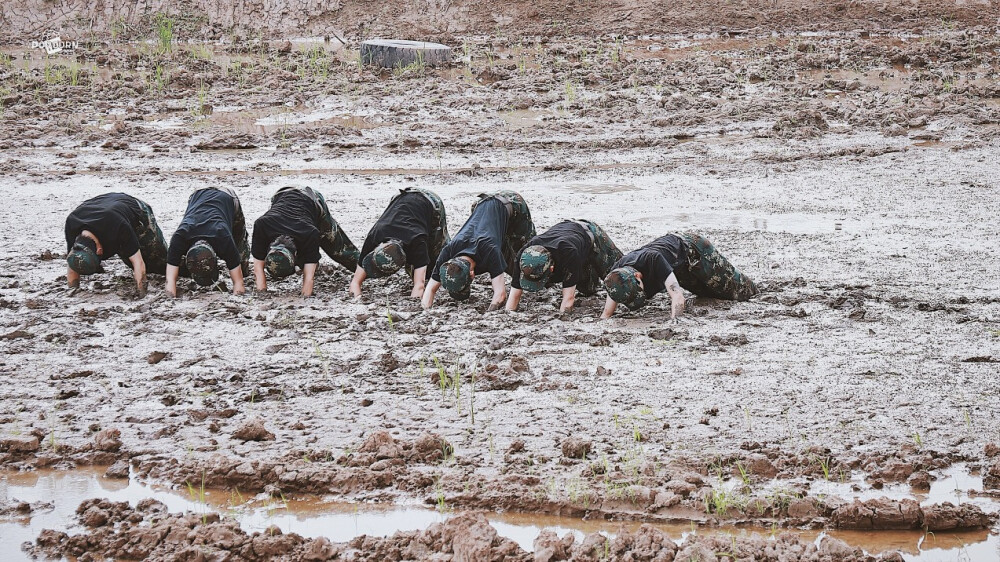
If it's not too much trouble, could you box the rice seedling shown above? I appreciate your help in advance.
[564,80,576,106]
[736,460,751,487]
[468,367,476,426]
[189,79,209,118]
[189,44,213,60]
[819,456,831,480]
[154,14,175,54]
[433,356,447,393]
[185,470,209,524]
[434,478,450,512]
[703,484,743,517]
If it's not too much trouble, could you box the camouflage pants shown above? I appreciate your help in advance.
[315,191,360,271]
[472,190,536,277]
[419,188,451,262]
[123,199,168,275]
[235,217,251,275]
[575,220,624,296]
[674,233,759,301]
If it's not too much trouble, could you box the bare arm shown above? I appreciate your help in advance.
[128,251,147,297]
[665,272,685,320]
[349,265,366,298]
[229,266,245,295]
[67,267,80,289]
[600,296,618,319]
[410,266,427,299]
[301,263,318,297]
[559,286,576,312]
[487,275,507,311]
[505,288,523,312]
[253,259,267,291]
[422,278,441,309]
[165,264,180,297]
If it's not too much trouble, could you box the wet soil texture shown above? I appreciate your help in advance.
[1,3,1000,560]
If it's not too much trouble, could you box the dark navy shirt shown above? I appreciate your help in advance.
[360,191,434,269]
[612,234,686,299]
[167,189,241,270]
[65,192,144,261]
[252,189,322,265]
[431,198,508,280]
[511,220,591,290]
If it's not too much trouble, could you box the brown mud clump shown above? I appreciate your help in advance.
[831,497,992,531]
[561,437,592,459]
[93,428,123,452]
[28,500,916,561]
[232,418,276,442]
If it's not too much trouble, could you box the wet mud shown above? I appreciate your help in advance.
[3,466,999,561]
[2,2,1000,560]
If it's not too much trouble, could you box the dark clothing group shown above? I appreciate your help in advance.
[64,187,759,310]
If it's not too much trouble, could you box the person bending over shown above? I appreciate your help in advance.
[421,190,534,311]
[350,187,449,299]
[251,186,359,297]
[65,192,167,297]
[505,219,622,313]
[165,187,250,297]
[601,233,759,320]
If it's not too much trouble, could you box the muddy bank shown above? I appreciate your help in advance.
[24,497,917,561]
[3,0,999,44]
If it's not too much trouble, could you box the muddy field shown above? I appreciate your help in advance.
[1,3,1000,560]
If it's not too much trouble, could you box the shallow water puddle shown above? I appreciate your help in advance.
[807,464,999,513]
[1,468,996,561]
[500,109,560,130]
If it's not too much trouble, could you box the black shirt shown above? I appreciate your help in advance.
[251,189,322,265]
[431,198,508,281]
[360,191,434,269]
[65,193,144,261]
[167,189,241,270]
[511,220,591,290]
[612,234,686,299]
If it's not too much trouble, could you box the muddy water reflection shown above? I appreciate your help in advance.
[1,467,996,561]
[807,464,999,513]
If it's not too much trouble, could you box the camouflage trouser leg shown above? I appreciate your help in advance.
[130,200,168,275]
[315,191,360,271]
[233,203,251,276]
[675,233,759,301]
[497,190,536,276]
[575,220,623,296]
[421,188,451,260]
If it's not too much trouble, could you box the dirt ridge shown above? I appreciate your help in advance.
[2,0,997,44]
